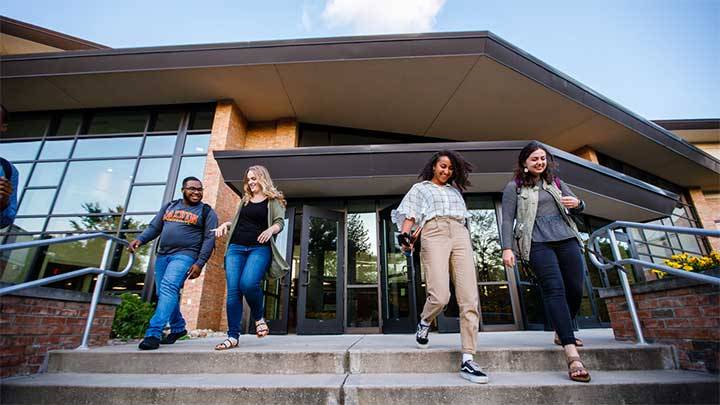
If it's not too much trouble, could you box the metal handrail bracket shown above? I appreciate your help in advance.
[587,221,720,345]
[0,232,136,350]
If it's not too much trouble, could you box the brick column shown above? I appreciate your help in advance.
[181,105,299,331]
[572,145,600,164]
[181,101,247,330]
[687,188,720,251]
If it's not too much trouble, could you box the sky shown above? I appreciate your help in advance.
[2,0,718,120]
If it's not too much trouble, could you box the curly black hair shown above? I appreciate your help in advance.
[418,149,473,191]
[513,141,558,188]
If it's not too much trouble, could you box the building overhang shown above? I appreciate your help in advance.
[2,31,718,190]
[215,141,679,222]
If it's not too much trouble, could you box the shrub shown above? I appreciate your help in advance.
[111,293,155,340]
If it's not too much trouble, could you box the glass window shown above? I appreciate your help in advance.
[13,163,32,196]
[46,215,121,233]
[55,113,82,136]
[347,288,379,327]
[106,232,151,295]
[87,111,147,134]
[28,162,65,187]
[173,156,206,199]
[34,233,107,293]
[152,112,182,132]
[38,139,74,160]
[4,217,45,233]
[17,188,56,215]
[73,137,142,158]
[0,234,43,284]
[183,134,211,154]
[134,158,171,183]
[189,110,214,130]
[347,212,378,285]
[121,214,156,230]
[53,159,134,214]
[126,185,166,213]
[3,113,49,138]
[479,284,515,325]
[142,135,177,156]
[1,141,41,161]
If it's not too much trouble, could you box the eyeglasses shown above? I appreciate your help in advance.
[183,187,204,193]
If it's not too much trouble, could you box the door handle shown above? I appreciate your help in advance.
[301,266,311,287]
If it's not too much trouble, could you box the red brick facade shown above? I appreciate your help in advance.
[0,294,118,378]
[604,281,719,373]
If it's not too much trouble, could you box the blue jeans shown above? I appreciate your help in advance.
[145,254,195,338]
[529,238,586,346]
[225,244,271,339]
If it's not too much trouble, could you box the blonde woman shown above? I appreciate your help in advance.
[213,165,290,350]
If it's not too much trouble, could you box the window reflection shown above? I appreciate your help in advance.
[55,113,82,136]
[142,135,177,156]
[39,139,74,160]
[135,158,171,183]
[121,214,155,230]
[126,185,165,213]
[0,235,43,283]
[152,112,182,132]
[106,232,151,295]
[347,288,379,327]
[3,217,45,233]
[13,163,31,196]
[173,156,207,199]
[18,189,56,215]
[467,209,505,282]
[347,213,378,285]
[73,137,142,158]
[46,215,121,233]
[53,159,134,214]
[3,113,49,138]
[188,110,214,130]
[87,111,147,134]
[183,134,211,154]
[1,141,41,161]
[28,162,65,187]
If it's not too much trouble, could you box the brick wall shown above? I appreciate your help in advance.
[0,293,119,378]
[603,280,719,373]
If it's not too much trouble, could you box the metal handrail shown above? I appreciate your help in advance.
[587,221,720,345]
[0,232,136,350]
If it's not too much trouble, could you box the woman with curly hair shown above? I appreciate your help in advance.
[212,165,289,350]
[501,141,590,383]
[392,149,488,384]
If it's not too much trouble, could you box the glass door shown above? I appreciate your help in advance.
[296,205,345,334]
[259,207,295,334]
[378,204,421,333]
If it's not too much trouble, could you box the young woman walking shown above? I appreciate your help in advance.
[213,165,289,350]
[501,141,591,383]
[393,149,488,384]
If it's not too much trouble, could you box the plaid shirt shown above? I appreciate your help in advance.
[391,181,468,228]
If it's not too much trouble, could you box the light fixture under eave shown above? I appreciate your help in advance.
[112,286,127,290]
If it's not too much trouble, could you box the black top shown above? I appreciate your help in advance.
[230,199,269,246]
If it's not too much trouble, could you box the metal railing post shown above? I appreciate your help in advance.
[607,229,647,345]
[77,239,114,350]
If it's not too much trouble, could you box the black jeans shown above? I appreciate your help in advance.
[529,238,586,346]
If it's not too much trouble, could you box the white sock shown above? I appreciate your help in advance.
[462,353,473,363]
[420,319,430,327]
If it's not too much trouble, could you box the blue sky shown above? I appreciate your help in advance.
[2,0,718,120]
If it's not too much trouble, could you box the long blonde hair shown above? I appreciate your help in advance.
[241,165,286,207]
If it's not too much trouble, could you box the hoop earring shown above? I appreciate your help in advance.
[523,167,529,173]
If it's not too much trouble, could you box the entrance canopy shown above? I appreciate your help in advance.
[215,141,678,222]
[2,31,718,190]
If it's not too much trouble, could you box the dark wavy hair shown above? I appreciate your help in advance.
[419,149,473,191]
[513,141,558,188]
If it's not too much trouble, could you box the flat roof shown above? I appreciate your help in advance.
[1,31,718,190]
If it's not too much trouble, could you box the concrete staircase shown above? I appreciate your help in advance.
[2,330,718,404]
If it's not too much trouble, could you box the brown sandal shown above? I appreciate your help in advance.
[214,337,238,350]
[567,356,591,383]
[255,320,269,338]
[554,336,584,347]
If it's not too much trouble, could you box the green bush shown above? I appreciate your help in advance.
[111,293,155,340]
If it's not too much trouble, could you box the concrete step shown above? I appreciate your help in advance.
[3,370,717,405]
[46,331,676,374]
[0,373,345,405]
[343,370,720,405]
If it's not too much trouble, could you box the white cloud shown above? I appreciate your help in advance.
[320,0,446,34]
[301,2,314,32]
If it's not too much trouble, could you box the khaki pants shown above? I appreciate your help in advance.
[419,217,479,354]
